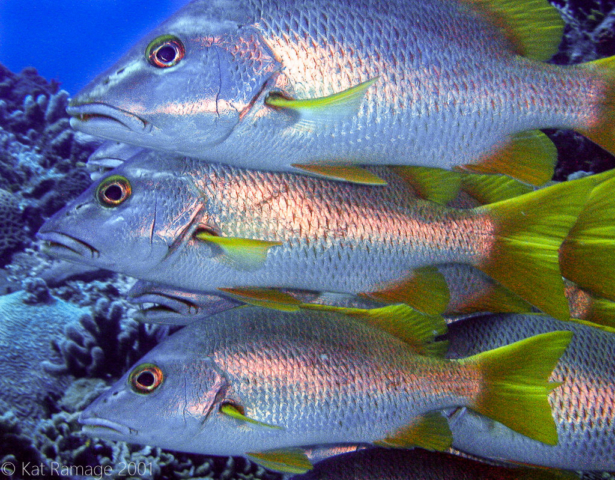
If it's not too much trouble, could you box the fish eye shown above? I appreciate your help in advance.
[146,35,185,68]
[129,363,164,394]
[96,175,132,207]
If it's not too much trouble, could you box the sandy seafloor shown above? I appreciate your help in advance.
[1,0,615,479]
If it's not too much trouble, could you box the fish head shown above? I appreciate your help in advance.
[37,151,204,277]
[79,344,231,451]
[128,280,242,325]
[67,0,282,157]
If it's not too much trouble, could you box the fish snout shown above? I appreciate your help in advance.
[79,411,135,437]
[67,103,151,134]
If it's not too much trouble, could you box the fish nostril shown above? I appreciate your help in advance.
[112,391,119,396]
[103,78,110,85]
[116,68,125,75]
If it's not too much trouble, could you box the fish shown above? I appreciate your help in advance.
[290,447,579,480]
[78,305,572,473]
[65,0,615,185]
[37,151,596,321]
[445,312,615,471]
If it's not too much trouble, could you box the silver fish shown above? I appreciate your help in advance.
[37,151,593,320]
[78,306,571,473]
[66,0,615,185]
[446,313,615,471]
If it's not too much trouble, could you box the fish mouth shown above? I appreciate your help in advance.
[79,416,134,437]
[130,292,202,325]
[67,103,151,133]
[37,231,100,260]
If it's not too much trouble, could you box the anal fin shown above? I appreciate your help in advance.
[292,164,387,185]
[389,166,462,205]
[374,412,452,451]
[219,287,301,312]
[458,130,557,186]
[247,448,313,474]
[362,266,450,315]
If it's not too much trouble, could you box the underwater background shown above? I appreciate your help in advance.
[1,0,615,479]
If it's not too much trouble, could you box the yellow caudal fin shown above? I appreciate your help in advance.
[476,178,593,320]
[565,279,615,329]
[462,331,573,445]
[459,130,557,186]
[464,0,564,60]
[560,175,615,302]
[579,56,615,155]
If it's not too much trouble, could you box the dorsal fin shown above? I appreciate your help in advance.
[464,0,564,60]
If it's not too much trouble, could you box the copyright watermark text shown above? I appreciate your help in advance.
[1,461,153,479]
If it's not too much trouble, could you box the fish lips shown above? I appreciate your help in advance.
[37,231,100,262]
[67,103,151,135]
[130,291,202,325]
[79,414,134,439]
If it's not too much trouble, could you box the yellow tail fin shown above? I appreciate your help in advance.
[579,56,615,155]
[476,179,592,320]
[462,331,573,445]
[560,175,615,302]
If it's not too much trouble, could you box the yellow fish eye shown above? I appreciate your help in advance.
[146,35,185,68]
[129,363,164,394]
[96,175,132,207]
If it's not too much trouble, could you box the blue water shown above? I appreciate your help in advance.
[0,0,188,95]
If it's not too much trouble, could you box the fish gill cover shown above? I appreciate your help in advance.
[0,0,615,479]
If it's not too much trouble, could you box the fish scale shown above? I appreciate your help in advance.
[78,306,569,465]
[446,313,615,470]
[66,0,614,185]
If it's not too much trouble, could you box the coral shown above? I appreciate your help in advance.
[45,298,170,379]
[0,187,25,265]
[0,286,84,433]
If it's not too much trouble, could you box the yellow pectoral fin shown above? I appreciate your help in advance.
[219,287,302,312]
[196,233,282,271]
[292,164,387,185]
[220,404,283,430]
[247,449,313,474]
[374,412,453,451]
[266,77,378,129]
[300,303,448,357]
[459,130,557,186]
[362,266,450,315]
[390,166,462,205]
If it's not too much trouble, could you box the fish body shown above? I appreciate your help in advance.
[66,0,615,185]
[446,313,615,470]
[78,307,570,465]
[38,151,587,319]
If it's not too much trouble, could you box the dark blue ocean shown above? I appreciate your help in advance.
[0,0,188,94]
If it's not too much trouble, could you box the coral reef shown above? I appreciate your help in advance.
[0,282,84,433]
[44,298,170,379]
[0,63,101,267]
